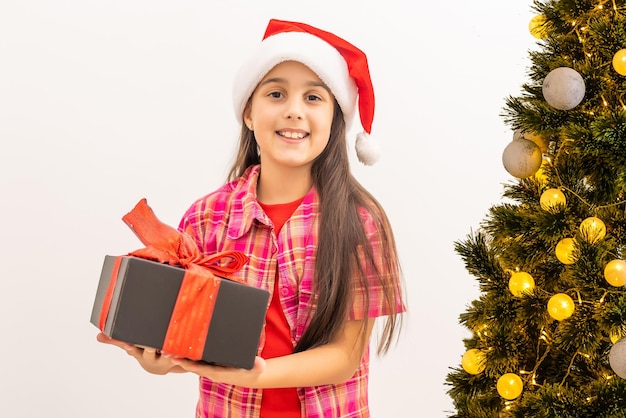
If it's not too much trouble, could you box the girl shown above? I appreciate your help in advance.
[98,18,406,418]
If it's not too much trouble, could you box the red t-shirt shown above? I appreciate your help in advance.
[258,198,303,418]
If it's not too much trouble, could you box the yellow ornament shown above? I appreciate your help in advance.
[461,348,487,375]
[497,373,524,400]
[613,49,626,76]
[604,259,626,287]
[548,293,575,321]
[540,188,566,212]
[579,216,606,244]
[529,14,548,39]
[508,271,535,297]
[534,160,549,185]
[555,238,578,264]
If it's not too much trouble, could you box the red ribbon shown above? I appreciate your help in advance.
[99,198,249,360]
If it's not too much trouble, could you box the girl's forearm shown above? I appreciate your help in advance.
[254,318,375,388]
[259,343,360,387]
[169,318,375,388]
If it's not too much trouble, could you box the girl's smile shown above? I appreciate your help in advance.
[276,129,308,140]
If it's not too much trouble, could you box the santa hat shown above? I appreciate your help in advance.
[232,19,380,165]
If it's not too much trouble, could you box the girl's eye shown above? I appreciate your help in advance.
[306,94,322,101]
[268,91,283,99]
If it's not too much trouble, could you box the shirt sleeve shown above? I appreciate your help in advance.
[348,208,406,320]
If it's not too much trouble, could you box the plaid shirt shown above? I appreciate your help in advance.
[179,165,404,418]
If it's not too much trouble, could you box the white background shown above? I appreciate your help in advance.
[0,1,536,416]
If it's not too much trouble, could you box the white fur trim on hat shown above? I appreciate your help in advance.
[232,31,358,130]
[355,131,381,165]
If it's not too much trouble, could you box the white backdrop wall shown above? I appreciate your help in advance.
[0,1,535,416]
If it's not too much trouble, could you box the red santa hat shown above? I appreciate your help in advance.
[232,19,380,165]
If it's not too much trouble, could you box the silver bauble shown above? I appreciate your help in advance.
[512,128,548,153]
[502,138,543,178]
[609,337,626,379]
[542,67,586,110]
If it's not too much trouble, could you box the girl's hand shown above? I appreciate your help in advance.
[168,356,266,387]
[96,333,186,375]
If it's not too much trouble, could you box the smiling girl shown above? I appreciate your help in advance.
[98,19,406,418]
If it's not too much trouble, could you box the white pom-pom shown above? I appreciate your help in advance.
[355,132,380,165]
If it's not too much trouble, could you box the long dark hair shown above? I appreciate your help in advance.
[228,103,404,355]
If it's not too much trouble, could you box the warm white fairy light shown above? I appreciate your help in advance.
[576,290,583,304]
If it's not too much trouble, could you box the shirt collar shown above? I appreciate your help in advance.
[227,165,317,239]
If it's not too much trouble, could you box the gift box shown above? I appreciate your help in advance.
[90,199,269,370]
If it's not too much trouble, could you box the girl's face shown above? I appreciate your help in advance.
[244,60,335,172]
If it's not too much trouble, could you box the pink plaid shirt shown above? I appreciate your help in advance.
[179,165,404,418]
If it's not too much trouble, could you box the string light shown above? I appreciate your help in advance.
[575,29,583,43]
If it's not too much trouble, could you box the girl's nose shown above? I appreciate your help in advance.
[284,98,304,120]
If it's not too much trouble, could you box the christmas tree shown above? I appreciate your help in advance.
[446,1,626,416]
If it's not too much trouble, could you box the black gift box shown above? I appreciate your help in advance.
[91,255,269,370]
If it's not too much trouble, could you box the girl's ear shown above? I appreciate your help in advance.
[243,103,253,131]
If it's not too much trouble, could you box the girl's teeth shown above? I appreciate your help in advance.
[279,131,305,139]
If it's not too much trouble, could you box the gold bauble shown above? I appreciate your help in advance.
[508,271,535,297]
[534,160,549,185]
[604,259,626,287]
[613,49,626,76]
[555,238,578,264]
[497,373,524,400]
[529,14,548,39]
[548,293,575,321]
[461,348,487,375]
[579,216,606,244]
[540,188,566,212]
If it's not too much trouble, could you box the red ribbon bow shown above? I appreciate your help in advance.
[99,198,249,360]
